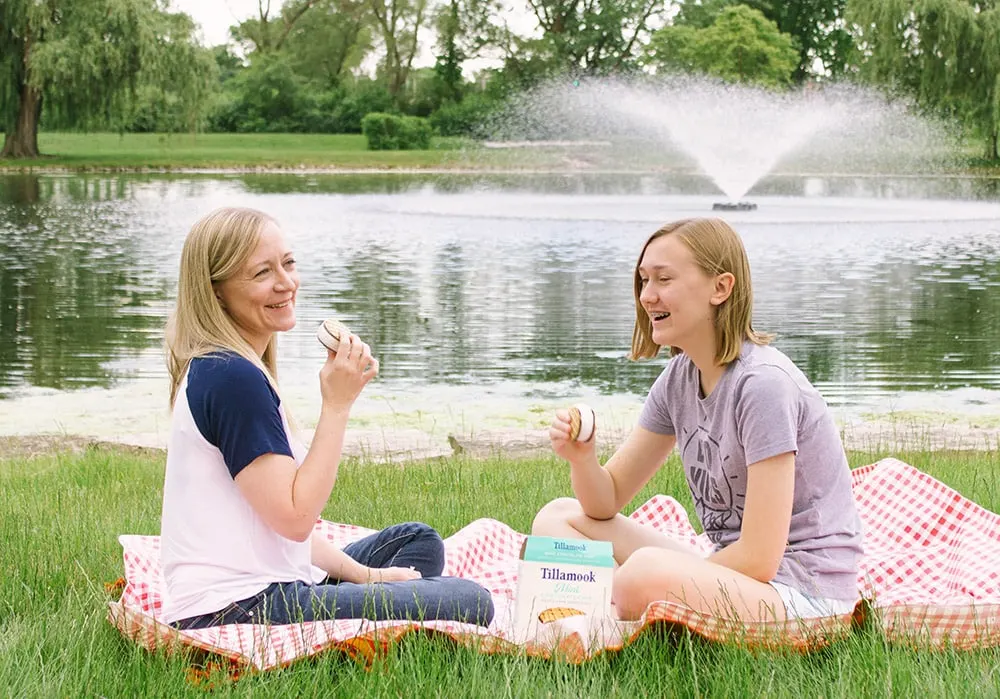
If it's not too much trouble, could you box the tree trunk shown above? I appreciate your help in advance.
[1,34,42,159]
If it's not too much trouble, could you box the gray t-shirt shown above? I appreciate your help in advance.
[638,341,862,600]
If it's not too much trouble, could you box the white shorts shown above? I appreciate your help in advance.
[769,581,857,619]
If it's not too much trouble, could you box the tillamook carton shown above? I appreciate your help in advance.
[512,536,615,641]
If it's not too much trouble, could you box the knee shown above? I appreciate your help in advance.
[405,521,445,570]
[405,521,443,546]
[464,582,495,626]
[613,547,667,620]
[531,497,582,535]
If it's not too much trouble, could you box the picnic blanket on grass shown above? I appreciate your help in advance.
[107,458,1000,674]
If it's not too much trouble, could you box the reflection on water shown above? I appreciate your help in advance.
[0,176,169,395]
[2,172,1000,412]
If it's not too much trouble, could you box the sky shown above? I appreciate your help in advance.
[169,0,264,47]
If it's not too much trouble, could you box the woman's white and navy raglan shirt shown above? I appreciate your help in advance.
[159,352,325,625]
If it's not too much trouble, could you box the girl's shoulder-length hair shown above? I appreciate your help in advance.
[629,217,773,364]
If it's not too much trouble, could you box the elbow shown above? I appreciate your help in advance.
[750,555,782,584]
[580,504,617,521]
[287,528,313,544]
[272,517,317,543]
[735,540,783,583]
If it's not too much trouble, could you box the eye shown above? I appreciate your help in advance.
[639,276,649,286]
[283,258,296,268]
[254,267,269,279]
[658,276,671,283]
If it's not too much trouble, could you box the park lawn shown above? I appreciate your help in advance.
[1,444,999,697]
[2,131,1000,176]
[0,132,492,171]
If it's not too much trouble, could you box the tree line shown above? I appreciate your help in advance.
[2,0,998,160]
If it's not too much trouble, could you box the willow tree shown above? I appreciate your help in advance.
[848,0,1000,160]
[1,0,208,158]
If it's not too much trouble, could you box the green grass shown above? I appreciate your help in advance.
[3,130,1000,176]
[0,132,483,171]
[2,445,999,697]
[5,131,1000,176]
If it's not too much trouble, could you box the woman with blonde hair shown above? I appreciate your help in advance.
[532,218,862,622]
[160,207,493,629]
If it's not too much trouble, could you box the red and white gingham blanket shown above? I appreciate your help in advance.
[108,458,1000,672]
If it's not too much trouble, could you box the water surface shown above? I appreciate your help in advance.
[2,172,1000,443]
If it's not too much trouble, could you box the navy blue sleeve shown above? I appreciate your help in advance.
[186,353,293,478]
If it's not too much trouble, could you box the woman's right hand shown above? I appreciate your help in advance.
[550,408,597,464]
[319,332,379,412]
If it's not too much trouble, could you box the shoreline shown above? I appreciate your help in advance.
[3,165,1000,179]
[4,412,999,462]
[4,378,1000,462]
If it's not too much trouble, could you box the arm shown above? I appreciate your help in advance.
[311,531,372,582]
[708,451,795,582]
[235,333,378,542]
[553,417,676,520]
[310,534,423,583]
[233,406,352,542]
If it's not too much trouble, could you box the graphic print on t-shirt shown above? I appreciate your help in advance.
[680,426,745,541]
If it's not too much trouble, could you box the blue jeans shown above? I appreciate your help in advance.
[173,522,494,629]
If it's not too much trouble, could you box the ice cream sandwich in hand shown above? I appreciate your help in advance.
[567,403,596,442]
[316,319,352,352]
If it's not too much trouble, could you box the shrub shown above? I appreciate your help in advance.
[362,113,432,150]
[429,94,498,137]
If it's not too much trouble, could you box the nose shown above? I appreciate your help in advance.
[639,281,656,306]
[274,265,298,291]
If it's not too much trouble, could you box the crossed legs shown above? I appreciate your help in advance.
[532,498,785,622]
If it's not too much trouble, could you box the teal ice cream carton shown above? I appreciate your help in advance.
[512,536,615,641]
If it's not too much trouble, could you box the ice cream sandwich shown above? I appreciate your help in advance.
[567,403,596,442]
[316,318,351,352]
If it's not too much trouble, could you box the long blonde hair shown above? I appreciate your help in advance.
[166,207,281,407]
[630,218,773,364]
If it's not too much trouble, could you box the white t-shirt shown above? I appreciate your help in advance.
[159,352,325,624]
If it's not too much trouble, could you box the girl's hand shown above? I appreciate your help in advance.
[319,333,379,412]
[367,566,423,584]
[549,408,597,464]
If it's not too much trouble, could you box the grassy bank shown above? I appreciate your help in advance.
[5,131,1000,176]
[2,446,999,697]
[0,133,481,171]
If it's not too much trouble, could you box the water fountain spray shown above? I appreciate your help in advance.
[481,76,954,211]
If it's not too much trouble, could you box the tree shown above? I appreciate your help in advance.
[525,0,668,74]
[646,5,799,87]
[432,0,467,103]
[367,0,431,99]
[744,0,852,80]
[229,0,325,54]
[847,0,1000,160]
[0,0,212,158]
[127,10,218,133]
[673,0,853,80]
[280,0,373,87]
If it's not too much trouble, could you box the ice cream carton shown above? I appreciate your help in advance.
[512,536,616,642]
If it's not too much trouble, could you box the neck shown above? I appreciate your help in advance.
[240,330,270,359]
[681,329,724,398]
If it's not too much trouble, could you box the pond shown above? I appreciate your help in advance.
[2,172,1000,447]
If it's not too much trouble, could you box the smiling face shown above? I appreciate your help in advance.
[637,233,721,352]
[214,222,299,355]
